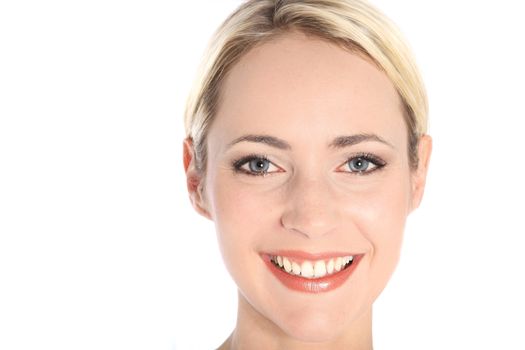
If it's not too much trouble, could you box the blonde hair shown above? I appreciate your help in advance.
[184,0,428,171]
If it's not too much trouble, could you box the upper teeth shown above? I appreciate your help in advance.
[271,255,354,279]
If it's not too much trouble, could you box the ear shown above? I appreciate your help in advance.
[183,137,212,220]
[410,134,432,212]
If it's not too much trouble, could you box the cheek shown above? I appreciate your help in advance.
[211,178,276,236]
[206,174,277,276]
[347,175,411,298]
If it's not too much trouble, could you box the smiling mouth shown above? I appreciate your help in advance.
[263,252,362,293]
[269,255,354,279]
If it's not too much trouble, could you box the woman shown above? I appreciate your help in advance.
[183,0,432,348]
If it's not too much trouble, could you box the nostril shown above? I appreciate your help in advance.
[280,208,336,239]
[280,176,339,238]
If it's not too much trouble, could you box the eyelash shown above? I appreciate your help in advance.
[231,153,276,177]
[339,152,387,175]
[231,153,387,177]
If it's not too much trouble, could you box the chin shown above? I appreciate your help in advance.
[277,310,347,343]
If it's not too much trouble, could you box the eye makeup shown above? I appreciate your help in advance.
[231,152,388,177]
[337,152,387,175]
[231,153,280,177]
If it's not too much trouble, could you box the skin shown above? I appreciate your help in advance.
[184,30,432,350]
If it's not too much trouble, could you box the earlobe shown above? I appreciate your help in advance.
[183,137,212,220]
[410,134,432,212]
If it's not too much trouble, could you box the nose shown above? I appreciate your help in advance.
[280,175,339,239]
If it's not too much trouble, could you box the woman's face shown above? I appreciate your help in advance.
[189,31,430,342]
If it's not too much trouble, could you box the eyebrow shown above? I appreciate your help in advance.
[227,134,291,150]
[329,134,395,149]
[227,133,393,150]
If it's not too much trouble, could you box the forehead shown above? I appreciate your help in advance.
[211,31,406,148]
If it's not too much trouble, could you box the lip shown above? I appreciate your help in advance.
[261,250,363,294]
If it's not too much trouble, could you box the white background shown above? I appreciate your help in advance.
[1,1,524,349]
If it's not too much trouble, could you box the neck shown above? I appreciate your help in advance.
[218,292,373,350]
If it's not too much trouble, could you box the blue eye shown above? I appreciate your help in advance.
[340,154,386,174]
[348,157,372,172]
[248,158,270,173]
[232,155,281,176]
